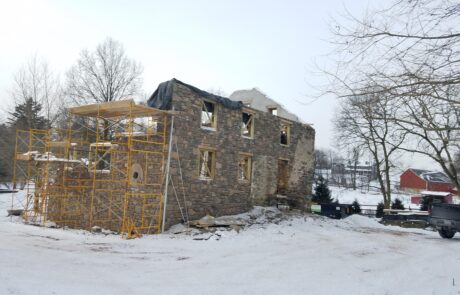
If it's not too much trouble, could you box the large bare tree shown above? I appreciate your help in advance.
[66,38,143,105]
[335,92,405,207]
[327,0,460,195]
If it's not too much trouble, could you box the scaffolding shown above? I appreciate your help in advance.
[11,100,171,236]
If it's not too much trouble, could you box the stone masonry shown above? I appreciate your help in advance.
[163,81,315,229]
[45,80,315,233]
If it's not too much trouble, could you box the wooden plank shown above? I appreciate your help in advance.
[16,154,32,161]
[69,100,134,116]
[47,141,77,147]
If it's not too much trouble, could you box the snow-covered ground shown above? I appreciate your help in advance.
[330,186,415,208]
[1,192,459,295]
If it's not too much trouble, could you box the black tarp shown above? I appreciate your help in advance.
[147,78,243,110]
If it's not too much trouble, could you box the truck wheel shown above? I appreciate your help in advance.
[438,229,456,239]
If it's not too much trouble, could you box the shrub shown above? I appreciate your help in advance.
[351,199,361,214]
[376,202,385,218]
[391,198,405,210]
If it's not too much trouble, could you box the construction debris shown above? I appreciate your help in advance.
[174,206,300,238]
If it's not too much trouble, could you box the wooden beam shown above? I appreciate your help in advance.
[69,99,175,118]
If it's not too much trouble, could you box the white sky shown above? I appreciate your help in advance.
[0,0,374,146]
[0,0,438,170]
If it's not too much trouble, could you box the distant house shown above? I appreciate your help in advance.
[328,162,376,187]
[400,168,455,193]
[344,163,377,180]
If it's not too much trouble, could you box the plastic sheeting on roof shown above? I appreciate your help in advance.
[147,78,243,110]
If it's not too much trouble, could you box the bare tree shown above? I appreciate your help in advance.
[326,0,460,195]
[11,55,62,126]
[315,149,330,169]
[207,87,228,97]
[393,91,460,193]
[314,148,332,181]
[66,37,143,105]
[335,92,405,207]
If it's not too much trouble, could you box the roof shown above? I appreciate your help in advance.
[408,168,451,183]
[229,88,301,122]
[147,78,243,110]
[420,191,452,197]
[69,100,171,118]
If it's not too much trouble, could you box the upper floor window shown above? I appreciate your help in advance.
[242,111,254,138]
[280,122,290,146]
[268,107,278,116]
[201,100,217,129]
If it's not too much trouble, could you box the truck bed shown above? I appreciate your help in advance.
[429,203,460,231]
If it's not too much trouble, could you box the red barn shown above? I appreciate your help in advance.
[400,168,455,193]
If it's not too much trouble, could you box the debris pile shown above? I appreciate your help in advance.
[168,206,303,240]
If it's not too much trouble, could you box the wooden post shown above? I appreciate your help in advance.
[162,109,175,233]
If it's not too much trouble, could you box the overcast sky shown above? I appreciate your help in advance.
[0,0,377,148]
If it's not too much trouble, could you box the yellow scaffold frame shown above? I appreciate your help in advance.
[11,100,172,237]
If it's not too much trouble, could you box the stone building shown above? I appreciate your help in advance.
[150,79,315,229]
[13,79,315,234]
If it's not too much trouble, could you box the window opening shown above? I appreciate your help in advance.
[199,149,216,179]
[147,117,158,134]
[238,154,252,181]
[242,112,254,138]
[268,107,278,116]
[280,123,290,145]
[201,100,216,129]
[89,143,111,171]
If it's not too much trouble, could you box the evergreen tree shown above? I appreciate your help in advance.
[351,199,361,214]
[0,123,14,181]
[376,202,385,218]
[391,198,405,210]
[312,175,333,204]
[8,98,49,130]
[420,196,431,211]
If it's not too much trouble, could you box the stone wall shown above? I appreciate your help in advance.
[163,82,315,228]
[45,81,315,233]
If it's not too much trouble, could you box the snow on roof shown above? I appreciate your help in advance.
[420,191,452,196]
[409,169,451,183]
[229,88,301,123]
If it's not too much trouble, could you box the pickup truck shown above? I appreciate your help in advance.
[429,203,460,239]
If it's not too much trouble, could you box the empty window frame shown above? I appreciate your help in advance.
[280,122,290,145]
[147,117,158,134]
[201,100,217,129]
[89,143,112,171]
[238,153,252,182]
[199,148,216,179]
[242,111,254,138]
[268,107,278,116]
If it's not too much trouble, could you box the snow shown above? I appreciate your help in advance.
[421,191,452,197]
[1,192,460,295]
[330,186,416,209]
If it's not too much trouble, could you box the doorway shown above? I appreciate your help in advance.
[277,159,289,194]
